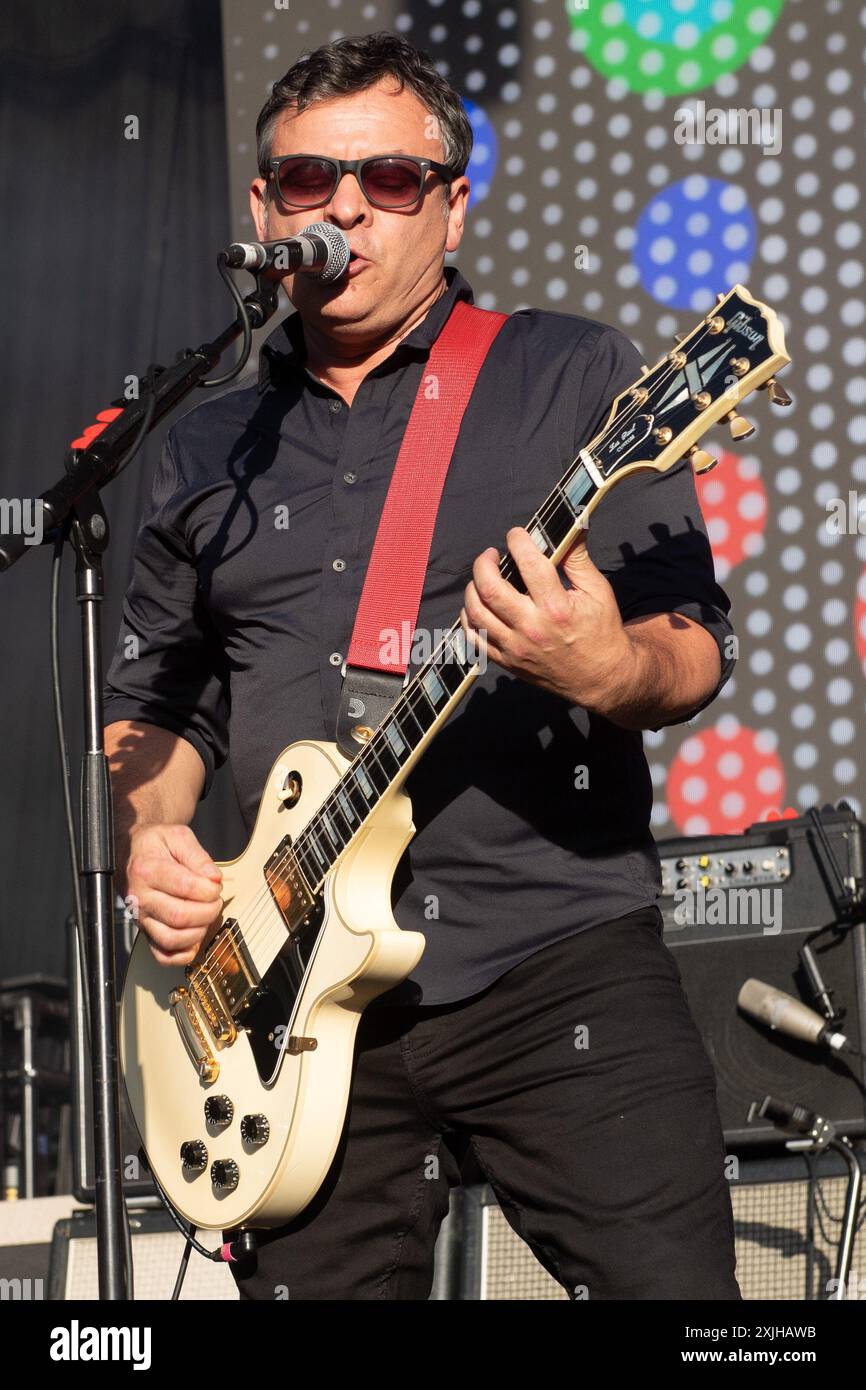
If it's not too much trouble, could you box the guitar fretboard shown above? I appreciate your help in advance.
[289,457,598,896]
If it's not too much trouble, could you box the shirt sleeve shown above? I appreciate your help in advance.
[102,432,230,796]
[572,325,737,719]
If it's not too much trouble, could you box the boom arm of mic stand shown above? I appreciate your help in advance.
[0,275,280,573]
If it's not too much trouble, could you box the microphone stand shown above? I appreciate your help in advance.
[0,272,279,1299]
[748,1095,863,1299]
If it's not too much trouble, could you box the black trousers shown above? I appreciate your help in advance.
[230,905,741,1300]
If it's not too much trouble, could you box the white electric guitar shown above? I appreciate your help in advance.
[120,285,790,1231]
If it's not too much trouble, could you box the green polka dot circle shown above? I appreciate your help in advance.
[565,0,787,95]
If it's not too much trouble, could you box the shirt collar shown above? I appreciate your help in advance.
[257,264,475,394]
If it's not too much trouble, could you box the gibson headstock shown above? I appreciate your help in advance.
[584,285,791,486]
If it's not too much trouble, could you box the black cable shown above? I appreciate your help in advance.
[200,256,255,388]
[150,1165,224,1262]
[50,526,136,1295]
[111,363,158,480]
[50,528,91,1046]
[171,1223,196,1301]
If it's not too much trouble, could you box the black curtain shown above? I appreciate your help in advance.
[0,0,245,980]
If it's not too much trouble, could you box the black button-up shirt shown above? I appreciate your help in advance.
[103,266,734,1005]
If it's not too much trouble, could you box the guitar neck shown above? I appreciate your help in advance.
[279,280,791,904]
[289,454,603,896]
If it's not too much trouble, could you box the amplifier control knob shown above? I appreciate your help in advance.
[180,1140,208,1173]
[204,1095,234,1128]
[241,1114,270,1147]
[211,1158,240,1192]
[742,861,754,874]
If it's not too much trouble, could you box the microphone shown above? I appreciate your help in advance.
[222,222,350,282]
[738,978,851,1054]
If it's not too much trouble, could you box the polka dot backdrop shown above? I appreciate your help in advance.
[223,0,866,834]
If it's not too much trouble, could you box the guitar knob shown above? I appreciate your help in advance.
[724,409,755,440]
[688,446,717,474]
[241,1114,271,1148]
[764,376,792,406]
[204,1094,234,1129]
[180,1140,208,1173]
[211,1158,240,1192]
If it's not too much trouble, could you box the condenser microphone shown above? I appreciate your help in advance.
[738,979,851,1053]
[222,222,350,282]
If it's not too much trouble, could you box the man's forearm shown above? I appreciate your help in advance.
[105,720,206,891]
[591,612,723,732]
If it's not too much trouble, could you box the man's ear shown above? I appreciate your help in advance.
[249,178,269,240]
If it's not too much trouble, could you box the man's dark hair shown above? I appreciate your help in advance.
[256,31,473,190]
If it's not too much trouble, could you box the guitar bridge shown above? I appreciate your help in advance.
[169,986,219,1083]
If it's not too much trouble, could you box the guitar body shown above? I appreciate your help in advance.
[119,739,425,1230]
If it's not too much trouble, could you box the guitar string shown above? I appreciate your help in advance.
[188,316,737,995]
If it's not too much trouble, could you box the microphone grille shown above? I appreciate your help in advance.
[302,222,351,283]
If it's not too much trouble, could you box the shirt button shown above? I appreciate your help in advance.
[329,399,342,413]
[329,652,342,666]
[332,558,346,572]
[343,471,357,485]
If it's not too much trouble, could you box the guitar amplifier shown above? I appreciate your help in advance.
[655,806,866,1147]
[442,1146,866,1299]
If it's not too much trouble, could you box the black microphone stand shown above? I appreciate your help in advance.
[0,270,279,1299]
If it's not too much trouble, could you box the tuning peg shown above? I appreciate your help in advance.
[762,376,792,407]
[688,445,718,474]
[724,408,755,440]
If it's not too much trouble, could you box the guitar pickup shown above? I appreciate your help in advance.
[265,835,315,930]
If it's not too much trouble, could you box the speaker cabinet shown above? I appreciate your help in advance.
[448,1148,866,1299]
[47,1208,237,1300]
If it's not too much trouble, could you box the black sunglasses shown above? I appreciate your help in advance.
[267,154,453,211]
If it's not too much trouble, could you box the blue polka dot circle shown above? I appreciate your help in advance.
[621,0,735,47]
[463,99,497,209]
[633,176,757,312]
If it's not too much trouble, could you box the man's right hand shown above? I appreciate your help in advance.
[123,824,224,968]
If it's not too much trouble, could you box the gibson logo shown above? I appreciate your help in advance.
[727,310,763,346]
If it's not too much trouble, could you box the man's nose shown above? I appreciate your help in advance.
[325,171,371,222]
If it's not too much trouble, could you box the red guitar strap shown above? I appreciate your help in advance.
[335,297,508,759]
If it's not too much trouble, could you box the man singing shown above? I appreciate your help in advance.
[105,31,741,1300]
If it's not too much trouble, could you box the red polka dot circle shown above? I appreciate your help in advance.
[694,451,767,581]
[854,562,866,679]
[667,722,786,836]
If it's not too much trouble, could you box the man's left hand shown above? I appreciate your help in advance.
[460,526,635,712]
